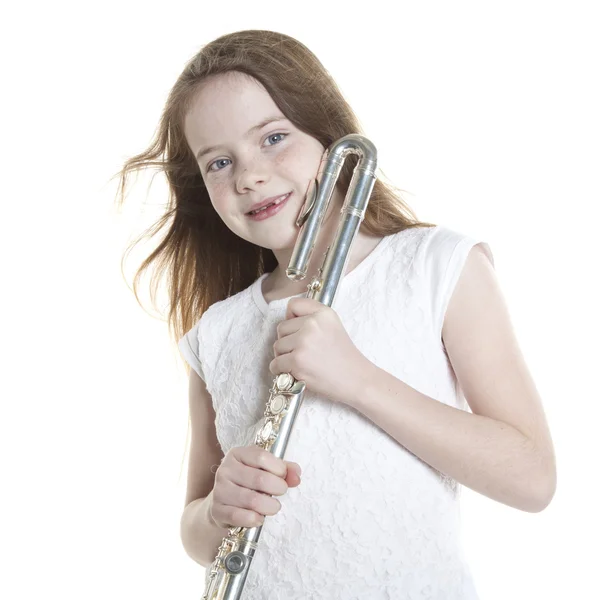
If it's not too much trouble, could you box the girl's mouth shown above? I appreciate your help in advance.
[246,192,292,221]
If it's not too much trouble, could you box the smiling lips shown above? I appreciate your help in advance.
[246,192,292,219]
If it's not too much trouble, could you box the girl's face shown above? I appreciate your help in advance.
[184,71,328,252]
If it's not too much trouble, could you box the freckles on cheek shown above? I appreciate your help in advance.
[274,145,297,166]
[211,181,227,195]
[208,182,227,205]
[276,144,320,178]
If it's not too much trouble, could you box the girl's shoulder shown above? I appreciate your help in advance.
[393,224,493,267]
[385,223,494,303]
[417,224,494,268]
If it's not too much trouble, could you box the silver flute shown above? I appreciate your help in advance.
[201,133,378,599]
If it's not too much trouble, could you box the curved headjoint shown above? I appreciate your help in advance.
[286,134,378,287]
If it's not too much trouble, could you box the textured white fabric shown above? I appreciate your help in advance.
[178,224,494,599]
[178,320,204,381]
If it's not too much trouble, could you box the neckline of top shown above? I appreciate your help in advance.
[251,232,396,315]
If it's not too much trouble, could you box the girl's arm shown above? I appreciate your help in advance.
[351,245,557,512]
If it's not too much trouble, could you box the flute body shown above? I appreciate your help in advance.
[201,133,377,599]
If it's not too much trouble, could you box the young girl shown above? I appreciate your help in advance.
[116,30,556,599]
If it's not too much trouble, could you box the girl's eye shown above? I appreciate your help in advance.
[265,132,287,146]
[208,158,231,172]
[206,133,288,172]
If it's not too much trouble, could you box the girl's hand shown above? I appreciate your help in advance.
[270,297,373,405]
[210,445,301,529]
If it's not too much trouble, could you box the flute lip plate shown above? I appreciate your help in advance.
[296,178,318,227]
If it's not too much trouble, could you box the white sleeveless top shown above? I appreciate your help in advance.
[178,224,494,599]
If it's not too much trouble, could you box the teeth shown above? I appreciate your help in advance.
[250,193,288,215]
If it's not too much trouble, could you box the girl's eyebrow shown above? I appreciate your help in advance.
[195,116,286,161]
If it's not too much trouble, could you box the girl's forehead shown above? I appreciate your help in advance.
[184,74,283,145]
[192,73,272,116]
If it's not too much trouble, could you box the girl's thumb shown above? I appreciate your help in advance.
[287,461,302,476]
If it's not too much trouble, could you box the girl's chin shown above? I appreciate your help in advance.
[261,236,298,253]
[246,225,299,250]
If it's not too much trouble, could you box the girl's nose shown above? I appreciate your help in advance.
[236,161,271,193]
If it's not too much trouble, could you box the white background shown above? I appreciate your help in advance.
[2,1,598,598]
